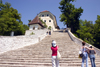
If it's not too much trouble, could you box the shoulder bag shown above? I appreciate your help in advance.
[57,51,61,59]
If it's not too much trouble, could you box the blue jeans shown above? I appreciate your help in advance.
[90,55,96,67]
[81,53,88,67]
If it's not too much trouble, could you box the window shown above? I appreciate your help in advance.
[49,20,51,22]
[44,20,46,22]
[42,15,44,17]
[47,14,49,16]
[33,27,35,30]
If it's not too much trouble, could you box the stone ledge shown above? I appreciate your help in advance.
[67,29,100,56]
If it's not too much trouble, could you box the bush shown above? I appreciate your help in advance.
[30,32,35,35]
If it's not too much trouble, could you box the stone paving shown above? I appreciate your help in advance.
[0,30,100,67]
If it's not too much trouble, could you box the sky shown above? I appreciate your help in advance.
[2,0,100,28]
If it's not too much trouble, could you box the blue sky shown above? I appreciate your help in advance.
[2,0,100,28]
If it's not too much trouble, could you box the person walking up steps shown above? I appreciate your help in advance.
[51,40,60,67]
[88,45,96,67]
[81,41,89,67]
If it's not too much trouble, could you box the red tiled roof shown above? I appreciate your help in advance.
[28,16,44,27]
[40,10,49,13]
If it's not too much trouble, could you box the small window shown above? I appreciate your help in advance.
[44,20,46,22]
[42,15,44,17]
[33,27,35,30]
[49,20,51,22]
[47,14,49,16]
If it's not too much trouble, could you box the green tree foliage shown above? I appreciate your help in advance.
[59,0,83,33]
[93,15,100,48]
[28,20,31,23]
[48,26,51,30]
[23,24,29,31]
[39,18,47,28]
[76,17,100,49]
[76,20,94,44]
[28,20,31,27]
[0,0,29,36]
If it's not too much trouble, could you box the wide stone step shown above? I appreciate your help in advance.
[0,57,100,64]
[0,61,100,67]
[0,59,100,63]
[0,64,95,67]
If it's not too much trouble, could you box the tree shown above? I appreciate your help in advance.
[59,0,83,33]
[0,0,29,36]
[48,26,51,30]
[28,20,31,23]
[93,15,100,48]
[75,17,100,49]
[76,20,94,44]
[23,24,29,31]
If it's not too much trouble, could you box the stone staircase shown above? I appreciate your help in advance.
[0,31,100,67]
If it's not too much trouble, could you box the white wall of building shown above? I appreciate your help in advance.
[29,24,41,30]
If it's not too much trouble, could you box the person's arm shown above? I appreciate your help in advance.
[51,47,52,50]
[94,50,96,54]
[80,46,84,52]
[57,45,59,50]
[87,49,90,54]
[85,46,90,53]
[93,48,96,54]
[85,46,90,49]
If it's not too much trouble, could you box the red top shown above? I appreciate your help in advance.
[51,46,58,56]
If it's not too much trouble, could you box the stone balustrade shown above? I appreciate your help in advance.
[67,28,100,56]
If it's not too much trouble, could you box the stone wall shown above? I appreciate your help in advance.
[25,29,48,36]
[67,29,100,56]
[0,29,48,54]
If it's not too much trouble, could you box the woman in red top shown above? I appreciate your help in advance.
[51,40,60,67]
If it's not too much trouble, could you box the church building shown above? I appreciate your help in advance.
[28,10,59,31]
